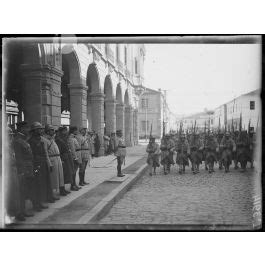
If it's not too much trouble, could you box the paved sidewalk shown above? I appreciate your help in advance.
[10,144,147,227]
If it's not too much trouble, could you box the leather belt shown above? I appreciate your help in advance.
[49,154,60,157]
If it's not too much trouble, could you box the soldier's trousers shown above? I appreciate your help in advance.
[79,160,88,183]
[117,156,123,176]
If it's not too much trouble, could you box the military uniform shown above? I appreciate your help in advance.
[115,130,126,177]
[160,135,175,174]
[13,131,34,215]
[220,133,236,172]
[28,123,53,207]
[146,139,160,175]
[76,129,90,185]
[236,131,249,171]
[68,132,82,188]
[189,134,203,173]
[175,135,189,174]
[205,135,218,173]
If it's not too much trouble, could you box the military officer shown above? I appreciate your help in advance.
[146,136,160,176]
[114,130,126,177]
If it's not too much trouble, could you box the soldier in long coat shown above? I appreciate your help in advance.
[28,122,53,209]
[55,126,75,193]
[114,130,126,177]
[43,125,64,198]
[220,132,236,172]
[146,136,160,176]
[13,122,35,220]
[189,133,203,174]
[76,127,90,186]
[205,132,219,173]
[236,130,249,172]
[160,134,175,175]
[68,126,82,190]
[175,133,190,174]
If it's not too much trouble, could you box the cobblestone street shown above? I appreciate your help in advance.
[99,163,259,227]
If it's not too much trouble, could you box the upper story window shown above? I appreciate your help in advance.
[141,98,148,109]
[124,46,127,66]
[135,58,138,74]
[250,101,255,110]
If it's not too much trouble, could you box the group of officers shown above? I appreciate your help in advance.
[5,121,126,224]
[146,128,256,176]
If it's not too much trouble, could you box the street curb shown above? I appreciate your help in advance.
[77,163,148,224]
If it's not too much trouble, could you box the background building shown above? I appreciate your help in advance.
[177,110,214,132]
[3,39,146,155]
[138,88,170,139]
[213,89,261,131]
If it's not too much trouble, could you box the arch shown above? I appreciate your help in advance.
[104,75,114,100]
[124,89,130,106]
[116,83,123,104]
[62,46,82,84]
[87,63,101,95]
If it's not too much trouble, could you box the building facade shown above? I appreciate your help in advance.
[213,89,261,131]
[178,110,214,132]
[3,38,146,155]
[138,88,169,139]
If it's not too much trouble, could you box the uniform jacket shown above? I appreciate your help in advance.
[220,137,236,151]
[13,132,33,177]
[68,133,82,164]
[76,134,90,161]
[114,136,126,157]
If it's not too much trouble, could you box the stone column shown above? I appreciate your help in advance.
[116,103,125,136]
[91,92,105,156]
[69,83,88,128]
[125,106,133,146]
[133,109,139,145]
[105,99,116,135]
[21,64,63,127]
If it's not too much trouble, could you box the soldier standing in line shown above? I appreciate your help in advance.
[205,132,219,173]
[43,125,65,198]
[220,132,236,173]
[175,133,190,174]
[68,126,82,190]
[76,127,90,186]
[160,134,175,175]
[55,126,75,193]
[114,130,126,177]
[146,136,160,176]
[248,128,255,169]
[216,131,224,170]
[13,122,35,219]
[189,132,203,174]
[232,130,239,169]
[28,122,53,209]
[236,130,249,172]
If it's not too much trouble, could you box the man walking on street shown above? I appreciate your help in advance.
[114,130,126,177]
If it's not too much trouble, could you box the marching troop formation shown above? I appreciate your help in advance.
[4,121,126,224]
[146,123,256,176]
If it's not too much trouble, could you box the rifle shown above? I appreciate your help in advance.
[194,120,196,134]
[248,119,251,136]
[204,120,207,148]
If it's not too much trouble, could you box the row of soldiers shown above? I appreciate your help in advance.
[5,121,126,224]
[146,129,256,176]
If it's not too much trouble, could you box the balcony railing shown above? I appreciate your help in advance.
[105,45,114,64]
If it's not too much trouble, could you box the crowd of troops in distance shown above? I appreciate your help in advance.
[146,122,256,176]
[5,121,126,224]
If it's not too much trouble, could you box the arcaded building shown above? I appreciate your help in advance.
[3,38,146,155]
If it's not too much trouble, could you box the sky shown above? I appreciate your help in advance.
[144,44,261,116]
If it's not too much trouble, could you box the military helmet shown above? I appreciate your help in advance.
[30,122,44,131]
[45,124,55,132]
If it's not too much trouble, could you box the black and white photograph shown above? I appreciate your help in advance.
[0,35,262,231]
